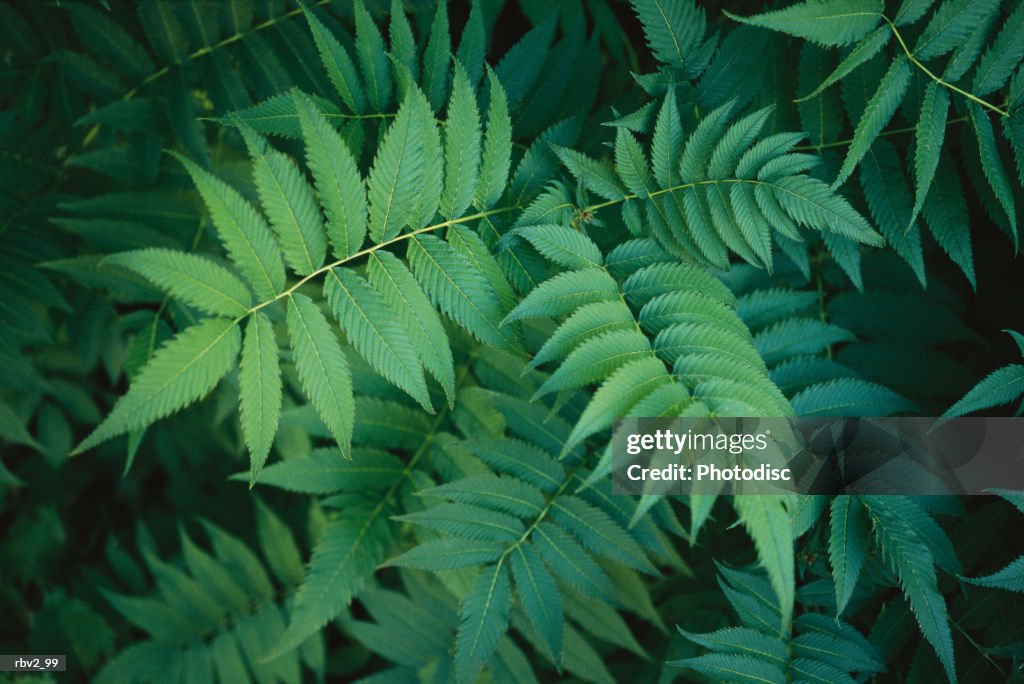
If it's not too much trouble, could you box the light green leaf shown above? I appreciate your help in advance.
[353,0,391,111]
[294,92,367,260]
[105,249,251,317]
[301,5,365,113]
[239,123,326,276]
[441,62,482,220]
[733,496,794,633]
[367,90,427,243]
[171,152,285,301]
[73,318,241,454]
[324,268,431,411]
[239,312,281,482]
[286,293,354,457]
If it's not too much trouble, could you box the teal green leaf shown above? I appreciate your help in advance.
[550,495,657,574]
[652,89,683,187]
[441,62,482,220]
[795,27,891,102]
[630,0,706,70]
[862,495,956,682]
[733,496,794,633]
[239,312,281,482]
[509,225,602,270]
[922,152,974,287]
[939,364,1024,421]
[671,653,785,684]
[505,268,619,323]
[676,626,787,667]
[829,496,868,616]
[911,82,949,228]
[860,140,925,284]
[769,176,884,246]
[421,2,450,112]
[286,293,354,457]
[510,543,564,663]
[551,145,625,201]
[973,1,1024,96]
[456,563,512,683]
[476,67,513,209]
[242,447,402,494]
[833,56,912,188]
[73,318,241,454]
[388,0,417,81]
[382,539,505,570]
[969,104,1018,249]
[792,379,915,416]
[615,128,656,198]
[273,505,390,657]
[725,0,883,47]
[964,556,1024,592]
[419,474,544,518]
[105,249,251,317]
[914,0,1002,60]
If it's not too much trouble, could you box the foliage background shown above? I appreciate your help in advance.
[1,0,1024,682]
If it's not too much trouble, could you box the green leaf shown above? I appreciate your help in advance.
[274,505,390,657]
[964,555,1024,592]
[367,89,429,242]
[676,626,788,667]
[171,152,285,301]
[105,249,251,317]
[510,543,564,663]
[862,495,956,682]
[421,2,450,112]
[615,128,656,198]
[733,496,794,634]
[421,474,544,517]
[792,379,915,416]
[972,0,1024,96]
[630,0,706,71]
[922,152,974,287]
[833,55,912,188]
[725,0,883,47]
[243,447,402,494]
[476,68,513,210]
[505,268,619,323]
[456,562,512,683]
[509,225,602,270]
[239,124,326,276]
[295,92,367,260]
[301,5,365,113]
[754,318,855,366]
[382,539,505,570]
[388,0,417,82]
[829,496,868,616]
[859,140,925,284]
[969,104,1018,250]
[795,27,891,102]
[407,234,522,353]
[239,312,281,482]
[914,0,1002,61]
[441,62,482,220]
[324,268,431,411]
[768,176,884,246]
[352,0,391,111]
[652,89,683,188]
[566,357,672,453]
[550,495,657,574]
[286,293,354,457]
[911,82,950,228]
[939,364,1024,421]
[73,318,241,454]
[551,144,625,201]
[366,251,455,404]
[671,653,786,684]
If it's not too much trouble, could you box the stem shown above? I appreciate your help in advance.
[82,0,334,148]
[884,17,1008,117]
[246,205,522,315]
